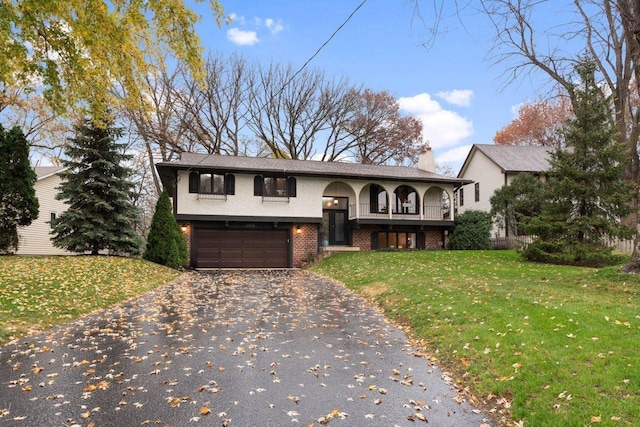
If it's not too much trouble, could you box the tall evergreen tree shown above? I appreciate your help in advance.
[0,125,39,253]
[490,173,547,237]
[144,190,188,268]
[524,60,634,265]
[51,116,143,255]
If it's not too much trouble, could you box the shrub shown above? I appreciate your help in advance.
[522,239,626,267]
[448,210,492,250]
[143,191,188,268]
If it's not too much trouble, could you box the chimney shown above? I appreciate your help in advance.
[418,146,436,173]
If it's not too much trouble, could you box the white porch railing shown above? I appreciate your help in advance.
[349,203,451,221]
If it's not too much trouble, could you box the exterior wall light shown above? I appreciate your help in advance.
[181,225,188,233]
[296,225,302,235]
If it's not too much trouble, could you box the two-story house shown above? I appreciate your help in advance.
[456,144,552,237]
[156,149,471,268]
[16,166,70,255]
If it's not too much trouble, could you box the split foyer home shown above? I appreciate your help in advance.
[156,149,471,268]
[456,144,553,237]
[16,166,70,255]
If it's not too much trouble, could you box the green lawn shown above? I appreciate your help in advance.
[311,250,640,426]
[0,256,181,345]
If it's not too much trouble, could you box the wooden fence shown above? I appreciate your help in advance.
[491,236,635,254]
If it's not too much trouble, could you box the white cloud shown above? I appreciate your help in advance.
[436,89,473,107]
[510,102,524,116]
[227,28,259,46]
[398,93,473,150]
[228,13,245,25]
[265,18,284,34]
[437,144,473,164]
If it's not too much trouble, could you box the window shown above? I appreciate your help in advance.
[200,173,225,194]
[475,183,480,202]
[254,175,296,197]
[459,188,464,206]
[374,232,417,249]
[50,212,57,229]
[188,171,234,195]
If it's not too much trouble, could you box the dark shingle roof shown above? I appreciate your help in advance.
[156,153,472,197]
[158,152,469,183]
[458,144,553,177]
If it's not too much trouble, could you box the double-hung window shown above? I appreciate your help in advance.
[254,175,297,199]
[189,171,235,197]
[200,173,225,194]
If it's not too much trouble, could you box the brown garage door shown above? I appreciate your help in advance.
[193,228,290,268]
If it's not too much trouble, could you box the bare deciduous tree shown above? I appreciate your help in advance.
[178,53,252,156]
[347,89,425,165]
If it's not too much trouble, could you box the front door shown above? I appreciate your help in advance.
[322,196,348,246]
[328,211,347,245]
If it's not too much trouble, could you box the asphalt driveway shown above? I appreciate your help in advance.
[0,270,493,426]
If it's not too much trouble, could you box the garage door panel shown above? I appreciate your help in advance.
[194,228,289,268]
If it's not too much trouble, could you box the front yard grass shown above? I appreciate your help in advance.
[311,250,640,426]
[0,256,181,345]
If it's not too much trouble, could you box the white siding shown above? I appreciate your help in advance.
[175,170,456,221]
[457,150,506,237]
[176,172,327,218]
[16,173,71,255]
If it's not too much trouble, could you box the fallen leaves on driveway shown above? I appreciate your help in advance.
[0,270,493,426]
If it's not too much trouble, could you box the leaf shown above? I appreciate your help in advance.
[414,413,428,422]
[199,407,211,416]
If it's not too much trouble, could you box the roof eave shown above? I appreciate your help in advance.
[156,161,469,186]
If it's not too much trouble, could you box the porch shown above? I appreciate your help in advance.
[349,203,451,221]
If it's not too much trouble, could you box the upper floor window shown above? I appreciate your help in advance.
[254,175,296,198]
[189,171,235,195]
[201,173,225,194]
[475,183,480,202]
[459,188,464,206]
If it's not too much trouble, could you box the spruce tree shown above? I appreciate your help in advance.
[524,60,634,265]
[490,172,547,237]
[144,190,188,268]
[51,116,143,255]
[0,125,39,253]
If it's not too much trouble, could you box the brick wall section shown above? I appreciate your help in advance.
[292,224,318,267]
[351,226,374,250]
[354,226,445,250]
[426,229,444,249]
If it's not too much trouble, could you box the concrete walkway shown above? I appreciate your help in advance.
[0,270,494,426]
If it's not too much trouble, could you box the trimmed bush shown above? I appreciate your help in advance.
[144,191,188,268]
[448,210,492,250]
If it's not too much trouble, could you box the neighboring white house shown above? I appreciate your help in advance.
[156,149,471,268]
[456,144,553,237]
[16,166,70,255]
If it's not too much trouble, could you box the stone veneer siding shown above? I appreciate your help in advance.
[292,224,319,267]
[180,222,191,267]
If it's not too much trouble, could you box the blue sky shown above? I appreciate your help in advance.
[190,0,555,173]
